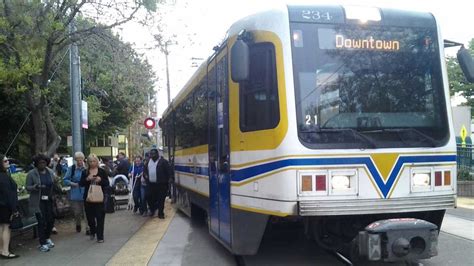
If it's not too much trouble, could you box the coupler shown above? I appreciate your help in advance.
[357,218,438,262]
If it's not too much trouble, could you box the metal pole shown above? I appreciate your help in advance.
[69,19,82,153]
[165,42,171,105]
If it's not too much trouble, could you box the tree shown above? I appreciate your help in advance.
[446,39,474,108]
[0,0,156,156]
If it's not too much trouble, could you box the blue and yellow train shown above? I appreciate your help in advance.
[160,4,474,262]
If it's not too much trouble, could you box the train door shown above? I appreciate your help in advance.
[208,53,231,246]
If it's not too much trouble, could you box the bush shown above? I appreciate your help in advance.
[457,169,473,181]
[11,172,27,187]
[11,172,28,196]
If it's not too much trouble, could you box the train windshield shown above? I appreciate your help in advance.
[291,23,449,149]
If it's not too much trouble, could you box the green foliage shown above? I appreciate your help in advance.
[447,39,474,109]
[0,1,157,157]
[457,169,473,181]
[11,172,27,189]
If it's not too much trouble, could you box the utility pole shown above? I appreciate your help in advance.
[69,19,82,154]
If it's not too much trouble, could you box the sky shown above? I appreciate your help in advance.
[118,0,474,115]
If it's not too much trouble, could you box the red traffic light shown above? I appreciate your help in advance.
[144,117,156,129]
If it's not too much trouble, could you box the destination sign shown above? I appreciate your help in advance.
[335,35,400,51]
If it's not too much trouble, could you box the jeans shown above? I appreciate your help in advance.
[132,183,146,213]
[36,200,54,245]
[140,184,148,214]
[84,202,105,240]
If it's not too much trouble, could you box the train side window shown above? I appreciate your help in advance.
[239,42,280,132]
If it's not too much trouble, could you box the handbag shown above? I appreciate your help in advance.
[9,212,23,230]
[86,182,104,203]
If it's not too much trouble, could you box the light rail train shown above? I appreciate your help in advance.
[160,4,474,263]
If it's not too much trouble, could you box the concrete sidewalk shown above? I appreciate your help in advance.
[2,207,148,266]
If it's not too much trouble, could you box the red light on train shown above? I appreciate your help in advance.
[316,175,326,191]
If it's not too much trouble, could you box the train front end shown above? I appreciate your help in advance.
[288,5,455,262]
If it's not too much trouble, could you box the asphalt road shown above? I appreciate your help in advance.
[152,209,474,266]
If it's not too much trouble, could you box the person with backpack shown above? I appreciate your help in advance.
[63,152,87,233]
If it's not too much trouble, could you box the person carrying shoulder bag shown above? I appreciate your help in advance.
[80,154,110,243]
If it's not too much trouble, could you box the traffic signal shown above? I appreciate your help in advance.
[144,117,156,129]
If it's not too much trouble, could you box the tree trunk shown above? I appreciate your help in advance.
[26,91,61,157]
[31,107,47,154]
[43,103,61,157]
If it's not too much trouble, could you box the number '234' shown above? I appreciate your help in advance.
[301,10,332,21]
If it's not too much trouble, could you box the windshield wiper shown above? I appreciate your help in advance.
[361,128,438,147]
[300,128,377,148]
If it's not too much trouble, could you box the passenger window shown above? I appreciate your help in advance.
[239,42,280,132]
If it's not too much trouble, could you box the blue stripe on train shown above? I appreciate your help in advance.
[175,165,209,176]
[175,155,456,198]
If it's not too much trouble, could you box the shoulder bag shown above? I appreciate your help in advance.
[86,181,104,203]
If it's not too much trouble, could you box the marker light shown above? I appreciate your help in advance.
[444,171,451,186]
[301,175,312,192]
[331,175,350,190]
[435,171,442,186]
[344,6,381,23]
[316,175,326,191]
[413,173,430,187]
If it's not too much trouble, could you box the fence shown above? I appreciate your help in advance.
[456,144,473,175]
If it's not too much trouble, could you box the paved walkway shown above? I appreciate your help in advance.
[1,197,472,266]
[2,205,149,266]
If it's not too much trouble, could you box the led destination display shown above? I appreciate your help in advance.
[335,34,400,51]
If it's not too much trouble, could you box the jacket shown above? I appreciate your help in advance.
[26,168,56,214]
[143,157,171,184]
[63,165,86,201]
[129,163,144,187]
[79,167,110,202]
[0,171,18,211]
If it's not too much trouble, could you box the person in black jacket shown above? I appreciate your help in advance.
[0,154,19,259]
[143,149,171,219]
[80,154,110,243]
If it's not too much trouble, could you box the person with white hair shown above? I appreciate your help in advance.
[63,152,87,233]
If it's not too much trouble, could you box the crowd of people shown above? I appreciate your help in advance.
[0,148,172,258]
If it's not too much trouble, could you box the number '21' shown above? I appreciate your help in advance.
[305,115,318,125]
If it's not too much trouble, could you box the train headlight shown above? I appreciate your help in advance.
[412,173,430,187]
[331,175,351,190]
